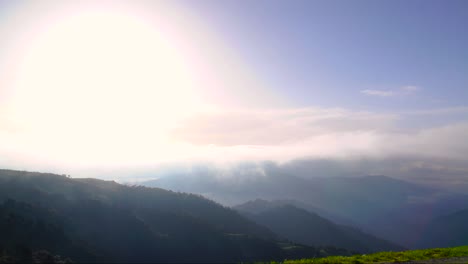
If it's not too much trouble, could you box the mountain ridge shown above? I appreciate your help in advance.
[234,199,404,253]
[0,169,352,263]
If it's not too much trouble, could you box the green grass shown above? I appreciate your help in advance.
[278,245,468,264]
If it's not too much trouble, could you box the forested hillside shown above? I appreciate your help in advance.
[0,169,350,263]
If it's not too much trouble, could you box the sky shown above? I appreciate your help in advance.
[182,0,468,110]
[0,0,467,181]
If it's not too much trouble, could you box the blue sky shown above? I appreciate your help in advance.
[180,0,468,111]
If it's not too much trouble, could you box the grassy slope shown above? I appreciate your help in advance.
[280,246,468,264]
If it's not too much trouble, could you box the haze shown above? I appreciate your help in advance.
[0,0,467,188]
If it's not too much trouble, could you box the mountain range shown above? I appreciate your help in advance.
[142,164,468,248]
[1,167,467,263]
[0,169,353,263]
[233,199,403,253]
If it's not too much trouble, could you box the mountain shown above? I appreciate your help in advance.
[416,208,468,249]
[142,167,435,222]
[142,167,468,248]
[0,169,352,263]
[141,163,316,205]
[234,198,358,227]
[234,199,403,253]
[0,199,91,263]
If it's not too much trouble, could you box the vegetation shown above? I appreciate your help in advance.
[4,168,466,263]
[0,248,72,264]
[0,169,352,263]
[280,245,468,264]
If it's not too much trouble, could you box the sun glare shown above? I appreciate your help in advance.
[6,5,204,165]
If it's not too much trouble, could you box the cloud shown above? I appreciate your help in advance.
[382,122,468,160]
[361,89,394,97]
[2,101,468,185]
[171,107,397,146]
[361,85,421,97]
[403,106,468,116]
[400,85,420,93]
[169,106,468,165]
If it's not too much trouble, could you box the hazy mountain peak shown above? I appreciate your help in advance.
[234,199,404,253]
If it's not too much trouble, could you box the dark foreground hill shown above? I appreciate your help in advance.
[0,169,351,263]
[234,199,403,253]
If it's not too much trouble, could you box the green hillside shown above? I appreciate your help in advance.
[280,245,468,264]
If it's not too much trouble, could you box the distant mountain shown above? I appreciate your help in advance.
[141,163,315,205]
[142,168,434,221]
[234,198,358,227]
[0,169,352,263]
[234,199,403,253]
[416,208,468,249]
[142,167,468,248]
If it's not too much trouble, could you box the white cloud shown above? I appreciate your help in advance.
[360,89,394,97]
[2,103,468,171]
[169,106,468,164]
[403,106,468,116]
[361,85,421,97]
[2,100,468,175]
[401,85,421,93]
[381,122,468,160]
[171,107,397,146]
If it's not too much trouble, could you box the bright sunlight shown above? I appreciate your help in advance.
[3,2,205,166]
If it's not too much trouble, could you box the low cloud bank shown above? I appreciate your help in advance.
[1,106,468,189]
